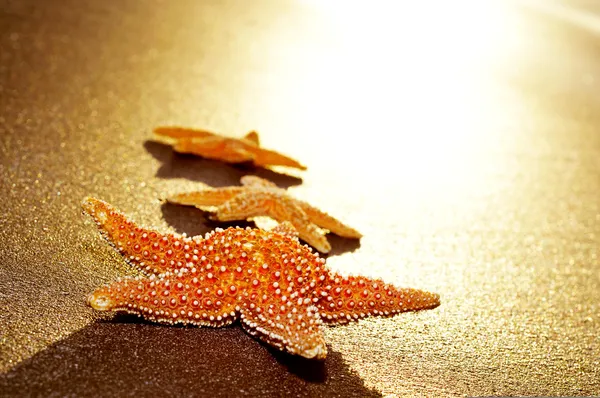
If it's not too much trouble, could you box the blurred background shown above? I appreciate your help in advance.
[1,0,599,396]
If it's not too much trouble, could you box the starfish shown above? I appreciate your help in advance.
[153,126,307,170]
[167,175,362,253]
[83,197,440,359]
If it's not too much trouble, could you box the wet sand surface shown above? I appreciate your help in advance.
[1,1,599,396]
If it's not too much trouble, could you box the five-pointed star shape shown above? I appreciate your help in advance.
[154,126,307,170]
[83,197,440,359]
[167,176,362,253]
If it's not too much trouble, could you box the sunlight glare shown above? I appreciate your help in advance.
[291,0,524,192]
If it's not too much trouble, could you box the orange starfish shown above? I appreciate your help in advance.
[153,126,307,170]
[83,197,440,359]
[167,176,362,253]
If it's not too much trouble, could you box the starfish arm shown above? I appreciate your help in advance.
[271,221,300,240]
[315,273,440,325]
[87,273,238,327]
[168,187,245,207]
[239,299,327,359]
[163,134,252,164]
[214,192,331,253]
[154,126,217,140]
[295,200,362,239]
[82,197,197,275]
[242,130,260,146]
[171,137,254,164]
[219,142,257,163]
[211,191,273,222]
[249,147,307,170]
[171,136,222,155]
[268,201,331,253]
[240,175,278,188]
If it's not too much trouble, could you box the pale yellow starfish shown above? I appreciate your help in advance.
[154,127,307,170]
[168,176,362,253]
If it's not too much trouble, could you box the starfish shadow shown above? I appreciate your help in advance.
[268,346,327,383]
[324,235,362,257]
[101,316,327,385]
[160,202,256,237]
[0,321,381,397]
[144,140,303,188]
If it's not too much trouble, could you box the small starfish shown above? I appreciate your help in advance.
[83,197,440,359]
[154,126,307,170]
[167,176,362,253]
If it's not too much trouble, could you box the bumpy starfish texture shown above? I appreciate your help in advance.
[167,176,362,253]
[83,197,440,360]
[154,127,307,170]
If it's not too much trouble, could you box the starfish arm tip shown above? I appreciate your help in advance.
[317,245,331,254]
[165,195,180,203]
[305,234,331,253]
[300,343,328,360]
[349,230,363,239]
[87,290,114,312]
[81,196,98,212]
